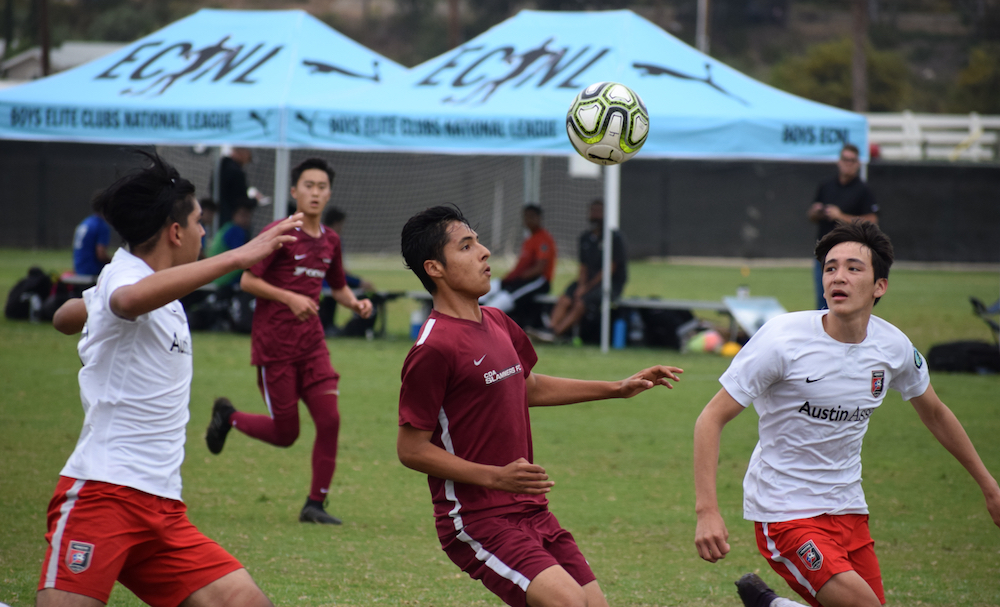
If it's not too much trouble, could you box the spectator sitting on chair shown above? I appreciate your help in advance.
[320,206,374,336]
[482,204,556,329]
[72,212,111,277]
[530,199,626,343]
[208,200,257,289]
[199,197,218,257]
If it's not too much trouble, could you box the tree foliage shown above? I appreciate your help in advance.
[769,38,910,111]
[948,43,1000,114]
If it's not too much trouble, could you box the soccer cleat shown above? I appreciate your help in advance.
[300,499,342,525]
[735,572,779,607]
[205,397,236,455]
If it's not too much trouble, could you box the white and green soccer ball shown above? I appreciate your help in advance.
[566,81,649,165]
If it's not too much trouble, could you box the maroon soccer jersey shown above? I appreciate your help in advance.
[248,223,347,366]
[398,307,546,536]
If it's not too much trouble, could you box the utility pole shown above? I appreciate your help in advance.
[851,0,868,112]
[696,0,710,54]
[447,0,460,49]
[2,0,13,60]
[39,0,51,76]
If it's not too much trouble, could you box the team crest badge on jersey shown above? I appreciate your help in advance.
[796,539,823,571]
[65,541,94,574]
[914,348,924,369]
[871,370,885,397]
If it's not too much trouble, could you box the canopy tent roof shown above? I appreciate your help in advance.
[289,9,867,161]
[0,9,406,147]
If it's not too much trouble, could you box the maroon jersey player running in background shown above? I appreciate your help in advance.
[397,205,682,607]
[206,158,372,525]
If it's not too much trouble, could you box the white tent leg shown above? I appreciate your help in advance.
[601,163,621,353]
[273,148,291,222]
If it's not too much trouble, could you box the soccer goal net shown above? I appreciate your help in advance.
[158,146,604,270]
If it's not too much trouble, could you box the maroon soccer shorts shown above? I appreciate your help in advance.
[257,351,340,416]
[755,513,885,607]
[39,477,243,606]
[440,508,596,607]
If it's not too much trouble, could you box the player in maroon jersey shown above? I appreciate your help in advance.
[397,205,683,607]
[206,158,372,525]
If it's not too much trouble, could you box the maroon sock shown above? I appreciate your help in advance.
[304,391,341,503]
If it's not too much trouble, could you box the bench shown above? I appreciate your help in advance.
[408,290,786,343]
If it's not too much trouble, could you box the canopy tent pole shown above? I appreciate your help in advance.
[273,148,290,222]
[600,163,620,353]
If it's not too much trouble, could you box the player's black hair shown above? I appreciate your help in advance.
[815,219,894,306]
[401,205,472,295]
[92,150,196,254]
[840,143,860,157]
[523,203,542,216]
[323,206,347,227]
[291,157,335,187]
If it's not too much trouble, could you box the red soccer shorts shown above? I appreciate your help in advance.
[755,513,885,607]
[38,477,243,607]
[440,508,596,607]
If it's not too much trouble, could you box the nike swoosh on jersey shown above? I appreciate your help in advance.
[805,377,824,383]
[474,355,486,366]
[294,254,307,260]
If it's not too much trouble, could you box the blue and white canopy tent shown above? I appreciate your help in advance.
[288,9,866,161]
[0,8,407,212]
[287,9,868,350]
[0,8,866,350]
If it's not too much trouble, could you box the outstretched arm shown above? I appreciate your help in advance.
[53,298,88,335]
[397,424,554,494]
[525,365,682,407]
[910,384,1000,528]
[111,214,303,320]
[694,388,745,563]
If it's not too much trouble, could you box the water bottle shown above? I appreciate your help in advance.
[410,309,425,340]
[612,317,627,349]
[628,310,644,344]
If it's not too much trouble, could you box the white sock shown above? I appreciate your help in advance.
[770,598,808,607]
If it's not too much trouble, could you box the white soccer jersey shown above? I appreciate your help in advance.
[60,249,193,501]
[720,310,929,523]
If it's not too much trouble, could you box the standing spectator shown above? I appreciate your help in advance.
[530,199,626,342]
[808,143,878,309]
[41,151,299,607]
[72,212,111,277]
[205,158,372,526]
[214,147,257,226]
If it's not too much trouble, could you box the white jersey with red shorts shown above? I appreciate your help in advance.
[39,249,241,605]
[399,307,595,606]
[720,309,929,604]
[64,248,193,500]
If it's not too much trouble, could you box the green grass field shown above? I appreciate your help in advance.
[1,249,998,606]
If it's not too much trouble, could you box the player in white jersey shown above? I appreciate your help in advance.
[40,151,302,607]
[692,221,1000,607]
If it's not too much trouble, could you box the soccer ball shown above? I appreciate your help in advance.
[566,82,649,165]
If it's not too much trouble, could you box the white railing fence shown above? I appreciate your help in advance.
[866,111,1000,162]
